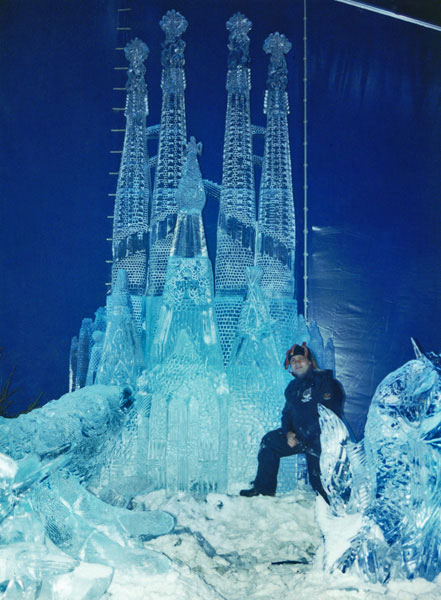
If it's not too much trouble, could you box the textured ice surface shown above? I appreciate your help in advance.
[227,266,287,487]
[69,20,333,500]
[96,270,144,388]
[0,384,175,596]
[143,140,229,496]
[318,353,441,583]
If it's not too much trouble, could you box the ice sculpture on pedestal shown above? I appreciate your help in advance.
[317,349,441,583]
[96,269,144,387]
[143,138,229,495]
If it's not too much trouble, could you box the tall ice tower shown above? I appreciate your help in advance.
[111,38,150,330]
[147,10,188,297]
[145,10,188,361]
[257,33,297,354]
[215,13,256,364]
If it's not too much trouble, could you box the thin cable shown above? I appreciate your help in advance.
[303,0,309,321]
[333,0,441,32]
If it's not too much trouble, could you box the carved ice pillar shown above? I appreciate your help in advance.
[215,13,257,366]
[111,38,150,333]
[145,10,188,361]
[257,33,297,356]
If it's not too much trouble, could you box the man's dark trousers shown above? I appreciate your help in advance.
[253,428,328,501]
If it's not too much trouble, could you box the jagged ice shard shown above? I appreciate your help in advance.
[317,350,441,583]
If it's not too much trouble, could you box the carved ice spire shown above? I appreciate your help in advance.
[226,12,251,90]
[215,12,256,365]
[264,32,291,94]
[147,10,188,296]
[124,37,149,120]
[171,137,207,259]
[111,38,150,333]
[257,32,295,299]
[96,270,144,387]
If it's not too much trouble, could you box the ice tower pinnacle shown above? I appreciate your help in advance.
[215,13,256,365]
[111,38,150,330]
[257,32,297,355]
[147,10,188,297]
[150,138,223,369]
[170,137,208,258]
[257,32,294,298]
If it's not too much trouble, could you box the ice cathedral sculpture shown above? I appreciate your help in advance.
[68,12,334,499]
[142,138,229,495]
[317,347,441,583]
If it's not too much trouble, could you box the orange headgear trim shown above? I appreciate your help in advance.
[284,342,317,371]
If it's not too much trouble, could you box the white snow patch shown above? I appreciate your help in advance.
[105,490,441,600]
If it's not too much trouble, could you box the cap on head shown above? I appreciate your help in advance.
[284,342,317,369]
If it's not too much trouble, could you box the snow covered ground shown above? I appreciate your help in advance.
[105,487,441,600]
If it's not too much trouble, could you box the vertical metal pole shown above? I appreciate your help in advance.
[303,0,309,321]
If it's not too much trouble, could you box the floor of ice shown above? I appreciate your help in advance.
[105,487,441,600]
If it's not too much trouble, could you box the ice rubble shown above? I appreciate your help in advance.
[0,385,173,598]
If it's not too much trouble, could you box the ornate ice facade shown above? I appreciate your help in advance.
[70,11,334,493]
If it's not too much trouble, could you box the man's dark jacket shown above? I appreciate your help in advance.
[281,368,344,453]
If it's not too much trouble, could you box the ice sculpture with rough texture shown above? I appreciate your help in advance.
[318,349,441,583]
[0,384,174,595]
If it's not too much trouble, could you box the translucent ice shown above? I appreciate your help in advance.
[96,270,144,388]
[150,138,224,371]
[143,140,229,494]
[227,266,286,487]
[318,352,441,583]
[0,384,174,586]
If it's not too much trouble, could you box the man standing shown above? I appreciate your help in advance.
[240,343,344,501]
